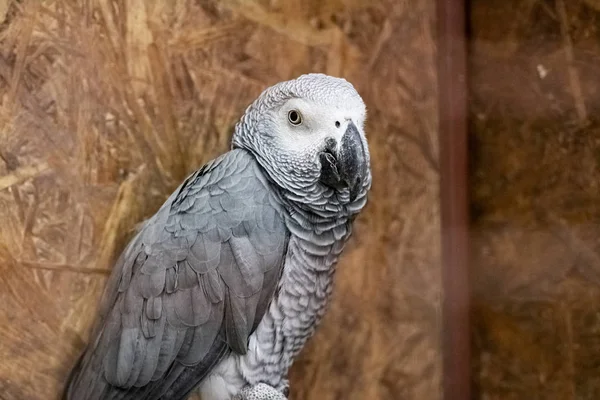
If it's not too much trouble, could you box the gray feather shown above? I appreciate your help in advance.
[63,149,289,400]
[202,269,224,303]
[224,289,250,354]
[165,267,177,294]
[136,316,165,386]
[145,296,162,320]
[151,326,180,380]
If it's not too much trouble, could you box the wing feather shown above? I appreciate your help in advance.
[63,149,289,400]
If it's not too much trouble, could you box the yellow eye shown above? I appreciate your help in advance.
[288,110,302,126]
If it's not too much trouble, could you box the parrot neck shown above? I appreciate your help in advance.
[279,181,369,224]
[229,152,371,393]
[262,164,370,222]
[236,216,354,392]
[236,147,370,218]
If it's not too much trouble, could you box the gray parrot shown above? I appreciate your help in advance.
[63,73,371,400]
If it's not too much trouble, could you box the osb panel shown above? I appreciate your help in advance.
[470,0,600,398]
[0,1,441,399]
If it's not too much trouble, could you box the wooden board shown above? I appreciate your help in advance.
[437,0,470,398]
[470,0,600,398]
[0,1,441,399]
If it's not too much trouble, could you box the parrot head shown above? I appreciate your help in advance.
[232,73,370,204]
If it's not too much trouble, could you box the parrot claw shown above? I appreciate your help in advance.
[233,383,288,400]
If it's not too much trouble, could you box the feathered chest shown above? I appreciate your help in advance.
[277,215,352,335]
[233,211,354,388]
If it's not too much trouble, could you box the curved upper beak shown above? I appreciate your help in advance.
[319,121,368,202]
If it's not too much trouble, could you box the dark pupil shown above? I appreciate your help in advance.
[290,111,299,123]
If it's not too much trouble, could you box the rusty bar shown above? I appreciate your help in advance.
[437,0,470,399]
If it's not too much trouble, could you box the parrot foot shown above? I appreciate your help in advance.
[233,383,288,400]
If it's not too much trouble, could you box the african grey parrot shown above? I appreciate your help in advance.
[63,73,372,400]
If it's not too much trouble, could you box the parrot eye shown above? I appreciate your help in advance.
[288,110,302,126]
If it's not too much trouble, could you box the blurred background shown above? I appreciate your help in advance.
[469,0,600,398]
[0,1,441,400]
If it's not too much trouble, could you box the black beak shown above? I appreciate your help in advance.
[319,122,368,202]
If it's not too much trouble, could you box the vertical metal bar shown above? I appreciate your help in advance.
[437,0,470,399]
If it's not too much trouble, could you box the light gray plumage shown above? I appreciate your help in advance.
[63,73,371,400]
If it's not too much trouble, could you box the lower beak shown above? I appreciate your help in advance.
[319,122,368,202]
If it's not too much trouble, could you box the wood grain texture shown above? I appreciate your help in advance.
[0,1,441,399]
[470,0,600,398]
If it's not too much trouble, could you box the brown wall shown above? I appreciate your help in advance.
[470,0,600,398]
[0,1,441,400]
